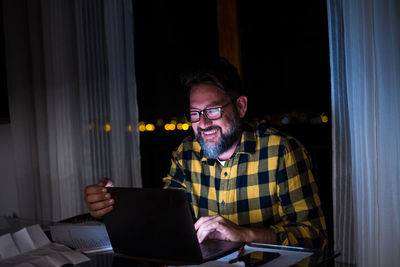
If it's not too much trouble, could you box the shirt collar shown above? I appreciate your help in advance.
[236,122,257,155]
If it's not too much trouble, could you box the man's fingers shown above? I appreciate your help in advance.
[197,220,225,234]
[85,192,114,207]
[195,216,244,243]
[194,215,219,230]
[84,178,115,218]
[88,198,114,212]
[84,184,107,195]
[90,205,113,218]
[197,221,226,243]
[85,191,110,204]
[197,228,213,243]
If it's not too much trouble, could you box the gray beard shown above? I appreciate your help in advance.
[195,116,241,159]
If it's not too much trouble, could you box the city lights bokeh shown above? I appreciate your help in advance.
[86,112,329,133]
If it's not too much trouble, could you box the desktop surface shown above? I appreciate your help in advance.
[0,215,337,267]
[60,214,338,267]
[77,243,337,267]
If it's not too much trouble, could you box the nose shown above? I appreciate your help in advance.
[198,112,212,128]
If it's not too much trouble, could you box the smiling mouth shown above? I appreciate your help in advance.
[203,128,218,135]
[199,127,220,137]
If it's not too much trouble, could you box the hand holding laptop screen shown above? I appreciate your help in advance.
[84,178,114,218]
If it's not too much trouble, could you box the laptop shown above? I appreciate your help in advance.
[103,187,243,265]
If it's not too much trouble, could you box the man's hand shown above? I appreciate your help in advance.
[194,215,278,244]
[84,178,114,218]
[194,215,249,243]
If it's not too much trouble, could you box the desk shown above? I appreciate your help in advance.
[0,215,337,266]
[59,214,338,267]
[77,244,337,267]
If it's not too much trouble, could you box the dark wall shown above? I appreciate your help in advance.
[133,0,333,250]
[133,0,331,183]
[133,0,219,122]
[133,0,218,187]
[240,1,331,118]
[239,1,333,249]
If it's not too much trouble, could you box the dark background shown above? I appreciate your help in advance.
[133,0,331,189]
[0,0,332,249]
[133,0,332,249]
[134,1,330,121]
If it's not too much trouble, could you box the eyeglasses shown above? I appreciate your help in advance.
[185,100,235,123]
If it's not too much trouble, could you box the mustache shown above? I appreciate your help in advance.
[198,126,221,133]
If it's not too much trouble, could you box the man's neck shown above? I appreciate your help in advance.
[217,137,241,161]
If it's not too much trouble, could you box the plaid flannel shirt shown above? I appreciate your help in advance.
[163,123,327,249]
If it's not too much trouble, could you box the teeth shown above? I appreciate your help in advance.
[204,129,218,135]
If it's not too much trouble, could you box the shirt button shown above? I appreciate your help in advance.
[224,172,228,177]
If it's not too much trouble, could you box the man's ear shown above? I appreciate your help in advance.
[235,96,248,118]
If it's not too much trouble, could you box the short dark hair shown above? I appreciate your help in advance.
[180,58,244,100]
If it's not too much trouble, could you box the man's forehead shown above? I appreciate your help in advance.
[190,84,229,100]
[189,101,220,110]
[189,94,230,110]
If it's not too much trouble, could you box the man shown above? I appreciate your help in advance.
[85,59,327,249]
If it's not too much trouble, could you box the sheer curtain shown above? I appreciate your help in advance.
[3,0,141,222]
[327,0,400,266]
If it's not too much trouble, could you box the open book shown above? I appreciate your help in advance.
[0,224,89,266]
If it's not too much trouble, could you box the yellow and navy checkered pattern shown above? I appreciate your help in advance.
[163,123,327,249]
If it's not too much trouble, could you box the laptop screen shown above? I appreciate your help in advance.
[103,187,242,264]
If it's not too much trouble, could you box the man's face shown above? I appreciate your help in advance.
[189,84,242,159]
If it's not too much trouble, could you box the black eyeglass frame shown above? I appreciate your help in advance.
[185,99,236,123]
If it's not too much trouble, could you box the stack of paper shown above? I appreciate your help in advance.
[0,224,89,266]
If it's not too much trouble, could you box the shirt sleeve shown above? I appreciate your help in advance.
[162,145,187,190]
[270,137,328,249]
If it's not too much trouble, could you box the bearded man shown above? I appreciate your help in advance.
[84,59,327,249]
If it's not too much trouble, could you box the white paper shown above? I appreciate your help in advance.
[26,255,63,267]
[0,254,33,266]
[47,243,91,265]
[28,244,75,266]
[6,255,61,267]
[0,224,90,266]
[13,228,36,253]
[26,224,51,248]
[0,233,20,259]
[60,250,92,265]
[0,243,90,266]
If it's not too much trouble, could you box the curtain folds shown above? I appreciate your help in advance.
[4,0,141,222]
[326,2,356,264]
[327,0,400,266]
